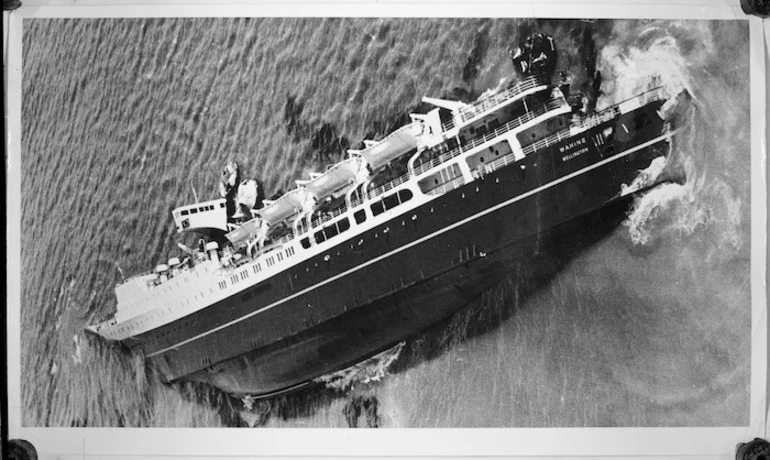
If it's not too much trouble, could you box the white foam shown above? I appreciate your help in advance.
[315,341,405,392]
[620,156,668,197]
[72,334,83,364]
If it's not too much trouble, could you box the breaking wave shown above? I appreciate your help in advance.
[602,21,746,255]
[314,341,405,392]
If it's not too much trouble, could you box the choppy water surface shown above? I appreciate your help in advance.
[20,18,751,427]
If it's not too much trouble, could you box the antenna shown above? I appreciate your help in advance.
[190,180,199,203]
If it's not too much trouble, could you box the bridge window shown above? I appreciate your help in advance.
[301,237,311,249]
[181,209,189,216]
[190,208,198,214]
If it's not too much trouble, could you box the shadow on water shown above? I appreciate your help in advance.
[391,196,641,374]
[219,194,650,427]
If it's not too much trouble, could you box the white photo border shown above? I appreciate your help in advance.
[5,1,767,458]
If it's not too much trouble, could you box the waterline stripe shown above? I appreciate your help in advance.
[148,132,673,358]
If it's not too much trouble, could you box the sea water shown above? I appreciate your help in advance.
[19,18,750,427]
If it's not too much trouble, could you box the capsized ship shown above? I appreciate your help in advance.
[88,34,685,396]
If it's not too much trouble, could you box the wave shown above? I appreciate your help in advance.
[314,341,405,392]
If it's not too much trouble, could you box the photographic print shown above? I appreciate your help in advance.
[19,17,751,429]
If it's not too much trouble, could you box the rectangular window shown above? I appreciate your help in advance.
[315,230,326,244]
[190,208,198,214]
[324,225,339,240]
[398,189,413,203]
[338,218,350,233]
[371,200,386,216]
[354,210,366,224]
[372,190,410,216]
[301,237,311,249]
[383,193,400,210]
[181,209,189,216]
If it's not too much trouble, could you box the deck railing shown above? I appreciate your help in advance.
[426,176,466,197]
[416,97,568,176]
[441,74,548,132]
[310,203,349,229]
[366,173,411,200]
[474,150,521,178]
[520,86,667,156]
[521,128,574,157]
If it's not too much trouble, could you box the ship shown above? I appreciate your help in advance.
[88,34,685,397]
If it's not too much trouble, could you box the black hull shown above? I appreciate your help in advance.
[130,103,673,396]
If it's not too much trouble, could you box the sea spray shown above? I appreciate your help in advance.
[314,341,406,392]
[624,182,696,245]
[71,334,83,364]
[620,156,668,198]
[599,24,706,248]
[597,25,700,107]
